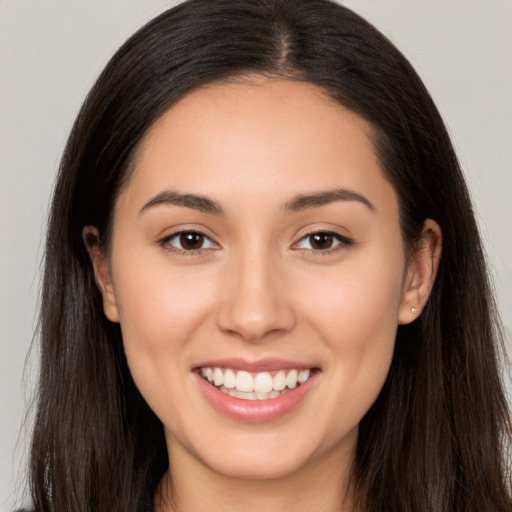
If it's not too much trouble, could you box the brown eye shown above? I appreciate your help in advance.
[309,233,334,250]
[295,231,353,252]
[162,231,217,253]
[179,232,205,250]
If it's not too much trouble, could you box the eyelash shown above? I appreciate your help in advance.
[159,230,219,256]
[292,230,354,254]
[158,230,354,256]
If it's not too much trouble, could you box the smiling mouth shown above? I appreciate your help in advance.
[198,367,315,400]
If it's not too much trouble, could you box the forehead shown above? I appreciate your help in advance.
[119,78,398,217]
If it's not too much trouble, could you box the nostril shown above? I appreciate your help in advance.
[216,297,297,342]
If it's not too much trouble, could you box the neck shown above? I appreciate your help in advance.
[155,431,357,512]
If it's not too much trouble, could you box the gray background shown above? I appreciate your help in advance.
[1,1,511,509]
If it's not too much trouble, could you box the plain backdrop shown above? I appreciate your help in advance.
[1,1,511,509]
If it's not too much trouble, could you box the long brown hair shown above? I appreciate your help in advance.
[28,1,511,511]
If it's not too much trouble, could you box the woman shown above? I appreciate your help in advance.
[24,0,511,511]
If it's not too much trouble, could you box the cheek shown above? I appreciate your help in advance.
[110,252,217,405]
[297,246,404,423]
[113,242,218,331]
[301,245,405,339]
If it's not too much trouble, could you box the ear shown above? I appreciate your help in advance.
[82,226,120,323]
[398,219,442,325]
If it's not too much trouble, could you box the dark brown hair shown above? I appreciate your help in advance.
[27,1,511,511]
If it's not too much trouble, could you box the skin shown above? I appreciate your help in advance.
[85,78,442,512]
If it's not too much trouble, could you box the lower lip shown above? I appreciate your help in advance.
[194,371,318,423]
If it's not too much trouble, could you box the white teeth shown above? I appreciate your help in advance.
[236,371,254,392]
[286,369,298,389]
[223,369,236,389]
[227,388,258,400]
[298,369,310,383]
[213,367,223,386]
[218,385,293,401]
[253,372,273,393]
[273,371,287,391]
[200,366,313,397]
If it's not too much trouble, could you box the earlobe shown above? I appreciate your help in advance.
[82,226,120,323]
[398,219,442,325]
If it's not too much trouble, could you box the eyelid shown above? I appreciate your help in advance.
[292,228,354,253]
[158,229,220,255]
[156,226,353,256]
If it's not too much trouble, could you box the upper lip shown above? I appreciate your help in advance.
[194,358,316,373]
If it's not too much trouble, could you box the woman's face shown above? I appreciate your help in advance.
[93,79,431,481]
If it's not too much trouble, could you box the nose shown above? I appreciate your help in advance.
[215,245,297,343]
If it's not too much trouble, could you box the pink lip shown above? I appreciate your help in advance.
[194,368,319,423]
[194,357,314,373]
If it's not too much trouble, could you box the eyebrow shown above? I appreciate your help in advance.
[284,188,375,212]
[140,191,224,215]
[140,187,374,216]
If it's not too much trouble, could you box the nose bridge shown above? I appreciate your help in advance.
[216,240,295,341]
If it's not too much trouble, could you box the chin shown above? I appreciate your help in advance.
[182,426,344,482]
[203,449,311,481]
